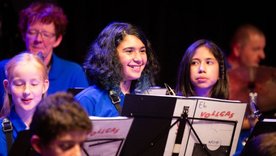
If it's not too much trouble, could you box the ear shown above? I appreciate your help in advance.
[42,80,50,94]
[233,44,241,57]
[3,79,10,94]
[53,35,63,48]
[31,135,42,154]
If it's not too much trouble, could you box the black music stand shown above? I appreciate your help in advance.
[121,94,176,156]
[121,94,240,156]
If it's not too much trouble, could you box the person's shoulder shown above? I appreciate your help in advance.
[76,85,106,96]
[52,54,83,69]
[75,85,107,99]
[53,55,80,67]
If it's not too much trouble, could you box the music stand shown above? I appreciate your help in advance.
[121,94,177,156]
[121,94,246,156]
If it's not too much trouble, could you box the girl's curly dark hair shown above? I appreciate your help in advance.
[84,22,159,93]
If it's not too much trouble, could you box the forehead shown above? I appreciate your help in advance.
[54,131,88,142]
[28,22,55,31]
[118,35,144,48]
[11,62,43,77]
[193,46,215,58]
[248,33,265,44]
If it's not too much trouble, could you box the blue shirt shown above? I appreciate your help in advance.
[75,85,125,117]
[0,107,27,156]
[0,53,89,109]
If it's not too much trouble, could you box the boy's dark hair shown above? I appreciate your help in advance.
[30,92,92,145]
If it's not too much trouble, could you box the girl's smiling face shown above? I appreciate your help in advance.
[117,35,147,81]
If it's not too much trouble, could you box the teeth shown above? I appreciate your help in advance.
[133,66,141,70]
[132,66,141,72]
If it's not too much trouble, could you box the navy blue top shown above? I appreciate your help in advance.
[0,107,27,156]
[75,85,125,117]
[0,53,89,109]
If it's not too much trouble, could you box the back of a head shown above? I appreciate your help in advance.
[30,92,92,145]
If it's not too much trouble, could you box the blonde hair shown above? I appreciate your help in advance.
[0,53,48,117]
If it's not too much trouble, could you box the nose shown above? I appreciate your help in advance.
[259,50,266,59]
[34,32,43,41]
[199,63,206,73]
[23,84,31,96]
[73,145,82,156]
[133,52,142,63]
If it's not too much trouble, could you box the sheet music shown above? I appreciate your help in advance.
[164,97,247,156]
[82,117,133,156]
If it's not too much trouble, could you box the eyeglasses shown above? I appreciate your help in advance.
[27,29,56,40]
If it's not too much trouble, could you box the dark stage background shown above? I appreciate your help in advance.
[1,0,275,88]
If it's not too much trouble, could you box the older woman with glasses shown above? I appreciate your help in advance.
[0,2,89,108]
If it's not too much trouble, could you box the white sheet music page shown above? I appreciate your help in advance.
[164,97,247,156]
[82,116,133,156]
